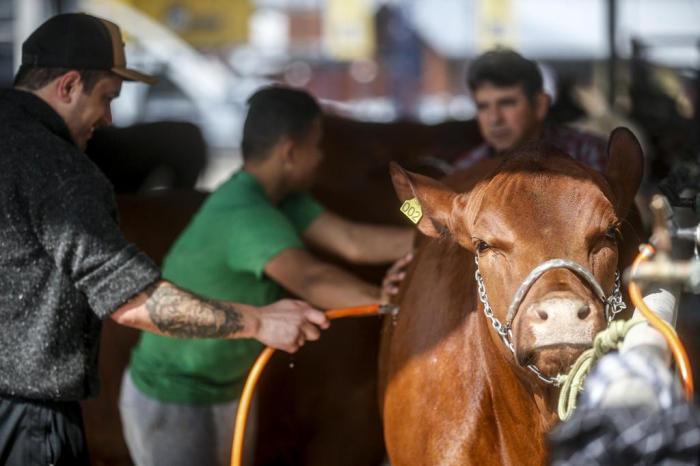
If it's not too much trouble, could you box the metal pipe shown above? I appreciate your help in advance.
[607,0,617,107]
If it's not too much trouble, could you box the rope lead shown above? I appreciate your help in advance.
[556,317,647,421]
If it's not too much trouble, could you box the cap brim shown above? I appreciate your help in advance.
[112,66,158,85]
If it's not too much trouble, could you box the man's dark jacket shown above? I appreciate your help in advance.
[0,89,160,401]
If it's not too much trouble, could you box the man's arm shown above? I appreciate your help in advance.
[111,280,328,353]
[302,211,414,264]
[264,248,383,309]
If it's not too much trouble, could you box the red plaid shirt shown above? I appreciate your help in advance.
[453,125,608,172]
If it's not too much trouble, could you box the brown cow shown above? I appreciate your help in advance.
[379,128,643,466]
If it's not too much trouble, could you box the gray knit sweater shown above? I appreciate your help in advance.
[0,89,160,401]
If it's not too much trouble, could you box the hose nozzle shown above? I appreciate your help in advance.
[379,304,400,316]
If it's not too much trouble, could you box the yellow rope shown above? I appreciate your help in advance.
[556,317,647,421]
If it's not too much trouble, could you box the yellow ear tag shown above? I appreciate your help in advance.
[400,198,423,224]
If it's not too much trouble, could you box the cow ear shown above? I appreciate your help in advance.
[605,127,643,218]
[390,162,460,238]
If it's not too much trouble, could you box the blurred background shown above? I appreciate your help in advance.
[3,4,699,465]
[1,0,698,189]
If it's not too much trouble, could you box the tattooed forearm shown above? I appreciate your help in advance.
[144,283,244,338]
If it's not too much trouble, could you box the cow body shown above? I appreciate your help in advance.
[380,129,644,465]
[380,232,556,466]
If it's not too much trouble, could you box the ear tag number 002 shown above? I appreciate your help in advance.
[401,198,423,224]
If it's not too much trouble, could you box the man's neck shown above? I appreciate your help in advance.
[494,126,546,155]
[242,162,288,204]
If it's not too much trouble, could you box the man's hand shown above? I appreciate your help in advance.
[380,252,414,304]
[251,299,330,353]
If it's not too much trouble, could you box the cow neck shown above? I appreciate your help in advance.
[474,254,560,385]
[471,254,568,425]
[470,303,559,457]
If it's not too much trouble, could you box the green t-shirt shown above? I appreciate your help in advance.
[128,171,324,404]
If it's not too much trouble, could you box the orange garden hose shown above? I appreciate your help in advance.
[629,244,694,401]
[230,304,386,466]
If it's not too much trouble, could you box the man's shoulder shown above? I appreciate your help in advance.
[176,178,287,245]
[544,124,607,171]
[202,176,277,220]
[452,143,492,171]
[0,115,67,178]
[546,124,605,145]
[0,127,113,213]
[208,171,265,202]
[0,95,73,160]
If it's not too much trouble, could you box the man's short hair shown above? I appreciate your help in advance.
[13,66,112,93]
[467,49,543,100]
[242,86,321,162]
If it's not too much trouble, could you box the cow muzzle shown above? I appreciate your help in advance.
[475,256,626,384]
[514,292,604,377]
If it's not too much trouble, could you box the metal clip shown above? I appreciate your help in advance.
[378,304,400,316]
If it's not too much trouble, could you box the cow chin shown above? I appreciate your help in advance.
[517,344,589,378]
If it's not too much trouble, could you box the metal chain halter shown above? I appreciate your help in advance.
[474,254,626,385]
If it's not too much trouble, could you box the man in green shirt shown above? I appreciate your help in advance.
[122,86,414,466]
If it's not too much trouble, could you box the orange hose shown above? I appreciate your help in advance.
[628,244,694,401]
[230,304,382,466]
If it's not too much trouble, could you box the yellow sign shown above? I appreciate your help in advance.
[400,198,423,224]
[476,0,515,52]
[115,0,251,47]
[323,0,375,61]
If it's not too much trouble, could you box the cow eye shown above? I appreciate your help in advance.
[476,240,491,253]
[604,226,619,242]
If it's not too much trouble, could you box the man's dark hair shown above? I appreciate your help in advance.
[13,65,111,93]
[242,86,321,162]
[467,49,543,100]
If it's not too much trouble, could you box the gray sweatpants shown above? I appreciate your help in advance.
[119,371,256,466]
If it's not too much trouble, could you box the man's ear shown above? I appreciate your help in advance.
[54,70,83,103]
[390,162,465,238]
[278,138,296,169]
[534,91,550,122]
[604,127,644,219]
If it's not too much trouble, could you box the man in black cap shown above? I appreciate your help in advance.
[0,13,328,466]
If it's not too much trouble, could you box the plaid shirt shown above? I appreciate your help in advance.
[453,124,608,172]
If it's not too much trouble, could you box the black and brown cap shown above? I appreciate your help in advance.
[22,13,156,85]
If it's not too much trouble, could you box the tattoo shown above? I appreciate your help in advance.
[144,284,244,338]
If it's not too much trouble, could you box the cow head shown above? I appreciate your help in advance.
[390,128,643,381]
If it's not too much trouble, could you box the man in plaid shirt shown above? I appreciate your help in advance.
[454,49,607,172]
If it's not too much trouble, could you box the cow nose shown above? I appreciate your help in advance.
[522,296,597,348]
[531,298,591,322]
[576,303,591,320]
